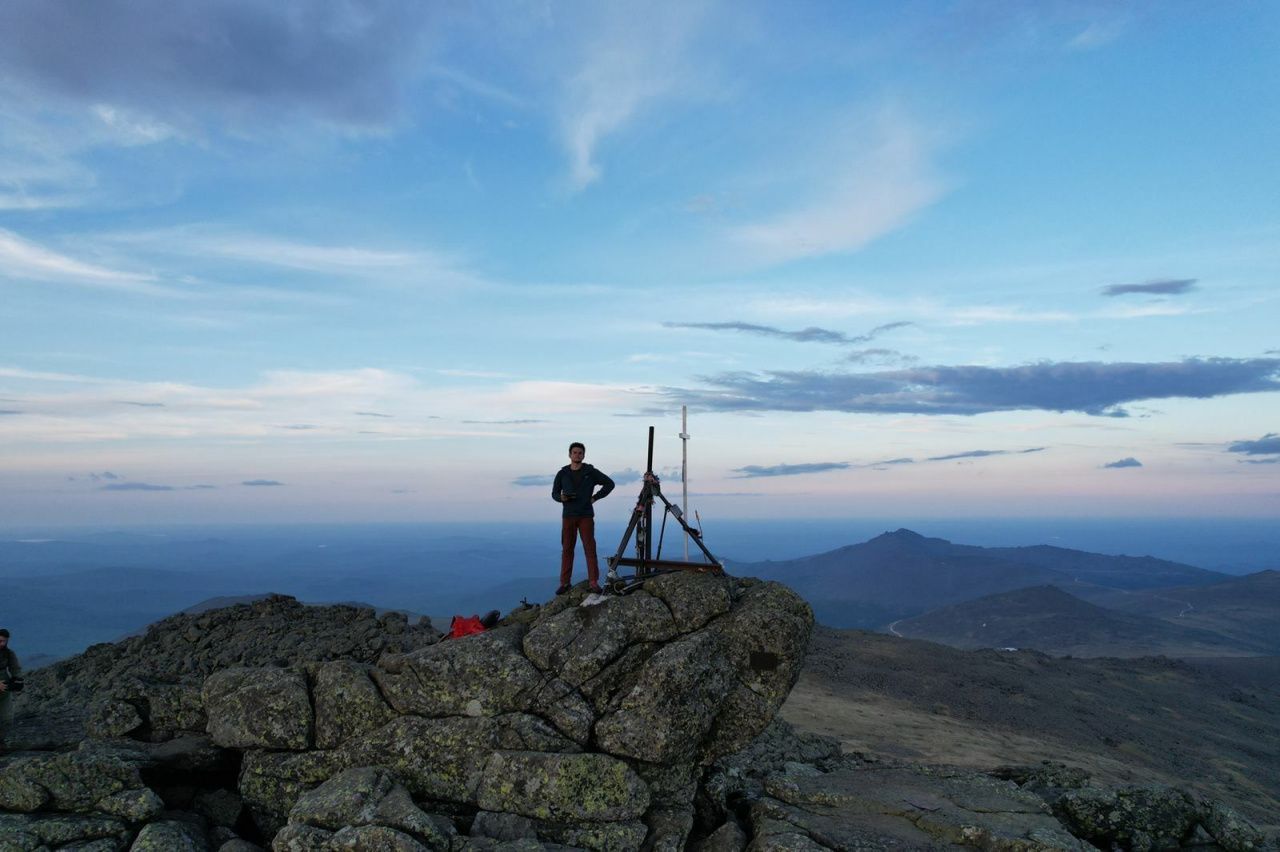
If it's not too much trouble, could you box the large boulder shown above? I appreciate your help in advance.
[372,626,543,718]
[203,667,312,750]
[475,751,650,823]
[311,660,395,749]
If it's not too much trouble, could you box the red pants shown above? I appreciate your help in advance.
[561,516,599,586]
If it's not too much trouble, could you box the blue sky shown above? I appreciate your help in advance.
[1,1,1278,526]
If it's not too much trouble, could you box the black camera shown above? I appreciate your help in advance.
[3,676,23,693]
[562,492,577,500]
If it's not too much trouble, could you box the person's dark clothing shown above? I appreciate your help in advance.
[551,464,615,518]
[0,646,20,744]
[561,516,600,587]
[552,462,613,589]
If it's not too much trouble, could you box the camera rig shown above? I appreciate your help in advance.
[605,426,724,593]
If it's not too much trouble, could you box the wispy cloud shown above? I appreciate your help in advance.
[1102,278,1197,297]
[846,348,917,366]
[732,462,849,478]
[242,479,284,487]
[663,320,911,347]
[99,227,481,291]
[101,481,173,491]
[729,110,948,264]
[928,448,1045,462]
[558,3,714,189]
[512,474,554,487]
[1102,457,1143,469]
[663,357,1280,418]
[0,228,162,293]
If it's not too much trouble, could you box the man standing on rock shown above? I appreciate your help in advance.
[0,628,20,751]
[551,442,615,595]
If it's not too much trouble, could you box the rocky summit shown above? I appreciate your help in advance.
[1,573,1274,851]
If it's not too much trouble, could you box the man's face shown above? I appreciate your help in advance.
[569,446,585,464]
[0,636,7,651]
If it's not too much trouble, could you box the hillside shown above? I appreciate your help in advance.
[782,625,1280,833]
[748,528,1224,628]
[1085,570,1280,652]
[892,584,1265,657]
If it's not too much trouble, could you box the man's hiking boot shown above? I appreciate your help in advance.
[588,584,603,594]
[555,584,571,595]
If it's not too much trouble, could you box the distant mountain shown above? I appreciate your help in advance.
[892,584,1263,657]
[746,528,1226,629]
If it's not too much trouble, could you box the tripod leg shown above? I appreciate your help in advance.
[607,483,650,579]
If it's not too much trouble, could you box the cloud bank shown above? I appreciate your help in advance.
[1102,457,1143,469]
[664,357,1280,417]
[0,0,438,129]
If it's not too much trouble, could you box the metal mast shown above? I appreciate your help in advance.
[680,406,689,561]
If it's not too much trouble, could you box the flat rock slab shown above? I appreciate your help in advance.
[756,764,1089,851]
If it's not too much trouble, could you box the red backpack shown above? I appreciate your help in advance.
[449,615,487,639]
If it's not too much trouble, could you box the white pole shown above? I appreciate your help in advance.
[680,405,689,561]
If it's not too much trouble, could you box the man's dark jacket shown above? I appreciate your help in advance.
[551,464,615,518]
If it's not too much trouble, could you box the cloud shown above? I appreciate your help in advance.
[1102,457,1143,469]
[1242,458,1279,465]
[558,3,713,188]
[355,411,393,418]
[461,419,547,425]
[1067,17,1129,52]
[100,228,483,291]
[512,474,555,487]
[846,348,917,365]
[1102,278,1197,297]
[664,320,912,347]
[869,457,914,467]
[118,400,165,408]
[0,228,162,293]
[732,462,850,478]
[101,481,174,491]
[242,479,284,487]
[665,321,846,344]
[663,357,1280,417]
[88,472,121,482]
[729,111,948,264]
[609,468,643,486]
[1227,433,1280,456]
[928,448,1045,462]
[0,1,440,131]
[0,409,22,415]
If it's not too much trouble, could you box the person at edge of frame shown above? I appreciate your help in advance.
[0,628,20,752]
[551,441,615,595]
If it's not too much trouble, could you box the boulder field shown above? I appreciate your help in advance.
[1,573,1272,851]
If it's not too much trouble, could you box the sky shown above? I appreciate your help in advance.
[1,0,1278,527]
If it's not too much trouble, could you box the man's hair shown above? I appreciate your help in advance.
[568,442,585,454]
[0,628,8,638]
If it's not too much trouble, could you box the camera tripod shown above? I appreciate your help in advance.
[605,426,724,593]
